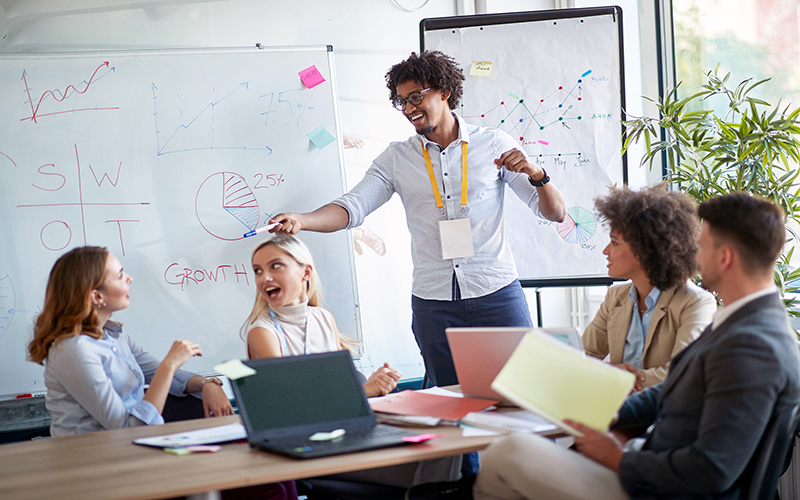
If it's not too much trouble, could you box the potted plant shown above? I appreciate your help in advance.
[622,66,800,318]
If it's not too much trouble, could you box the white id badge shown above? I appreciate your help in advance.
[439,218,475,260]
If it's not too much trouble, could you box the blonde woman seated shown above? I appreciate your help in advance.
[241,234,400,396]
[241,234,461,488]
[27,246,233,437]
[583,185,716,391]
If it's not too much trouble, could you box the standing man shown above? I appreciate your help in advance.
[270,51,566,387]
[408,192,800,500]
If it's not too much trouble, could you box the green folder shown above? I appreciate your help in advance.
[491,331,635,436]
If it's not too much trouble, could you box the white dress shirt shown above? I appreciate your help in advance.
[334,113,543,300]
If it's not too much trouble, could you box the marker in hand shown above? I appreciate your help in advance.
[243,222,280,238]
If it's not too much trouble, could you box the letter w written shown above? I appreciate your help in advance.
[88,161,123,187]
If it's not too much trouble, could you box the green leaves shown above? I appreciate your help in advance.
[623,66,800,325]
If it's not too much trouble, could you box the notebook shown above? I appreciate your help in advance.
[491,330,635,436]
[446,326,583,404]
[231,351,422,459]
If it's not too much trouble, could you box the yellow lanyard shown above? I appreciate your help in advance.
[420,139,468,211]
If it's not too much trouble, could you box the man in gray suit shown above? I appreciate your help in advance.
[408,193,800,500]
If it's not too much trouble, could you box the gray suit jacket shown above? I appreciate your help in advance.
[615,292,800,499]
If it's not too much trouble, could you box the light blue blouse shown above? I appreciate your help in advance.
[623,285,662,369]
[44,322,194,437]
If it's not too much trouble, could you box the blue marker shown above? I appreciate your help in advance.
[243,222,279,238]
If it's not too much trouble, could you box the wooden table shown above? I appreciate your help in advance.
[0,415,503,500]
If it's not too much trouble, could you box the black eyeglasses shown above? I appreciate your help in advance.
[392,88,432,111]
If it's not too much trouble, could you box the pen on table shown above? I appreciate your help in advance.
[16,392,45,399]
[243,222,279,238]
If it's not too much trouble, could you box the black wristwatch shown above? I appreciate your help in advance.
[528,168,550,187]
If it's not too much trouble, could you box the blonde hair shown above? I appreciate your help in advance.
[28,246,109,364]
[240,234,357,353]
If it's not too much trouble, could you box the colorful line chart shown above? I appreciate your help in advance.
[556,206,597,245]
[465,70,591,154]
[195,172,259,241]
[19,61,119,123]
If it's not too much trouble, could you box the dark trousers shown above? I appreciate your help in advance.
[411,278,533,477]
[411,278,533,387]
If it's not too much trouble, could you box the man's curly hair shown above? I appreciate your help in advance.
[385,51,464,110]
[595,184,700,290]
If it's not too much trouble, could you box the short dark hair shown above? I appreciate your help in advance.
[698,193,785,272]
[595,184,700,290]
[385,51,464,110]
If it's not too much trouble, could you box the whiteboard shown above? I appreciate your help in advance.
[0,46,360,398]
[422,7,626,283]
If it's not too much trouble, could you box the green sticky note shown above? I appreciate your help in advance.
[213,359,255,380]
[308,125,335,150]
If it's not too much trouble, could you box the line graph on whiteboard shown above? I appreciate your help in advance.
[19,61,120,123]
[464,70,597,159]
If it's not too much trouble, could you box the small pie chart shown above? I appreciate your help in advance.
[556,206,597,244]
[195,172,260,241]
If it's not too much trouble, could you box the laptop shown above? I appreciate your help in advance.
[231,351,421,459]
[446,326,583,404]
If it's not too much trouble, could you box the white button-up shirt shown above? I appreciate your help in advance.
[334,113,543,300]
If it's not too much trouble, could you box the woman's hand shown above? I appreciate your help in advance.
[162,340,202,371]
[363,363,402,397]
[612,363,645,393]
[202,382,234,418]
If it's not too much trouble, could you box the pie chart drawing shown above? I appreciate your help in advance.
[0,266,16,340]
[195,172,260,241]
[556,206,597,245]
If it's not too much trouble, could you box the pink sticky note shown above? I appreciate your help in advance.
[185,445,222,453]
[299,65,326,89]
[402,433,445,443]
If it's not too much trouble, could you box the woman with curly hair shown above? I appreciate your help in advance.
[582,185,716,391]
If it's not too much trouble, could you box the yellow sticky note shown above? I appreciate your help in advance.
[213,359,256,380]
[491,331,634,436]
[470,61,493,77]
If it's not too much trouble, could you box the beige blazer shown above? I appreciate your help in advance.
[582,280,716,388]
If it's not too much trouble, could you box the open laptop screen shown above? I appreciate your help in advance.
[235,352,371,433]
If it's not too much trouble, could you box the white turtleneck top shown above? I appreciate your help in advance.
[246,301,340,358]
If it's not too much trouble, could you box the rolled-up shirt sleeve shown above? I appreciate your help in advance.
[333,156,396,230]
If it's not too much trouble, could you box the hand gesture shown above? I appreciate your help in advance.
[162,340,202,371]
[612,363,646,393]
[495,148,540,178]
[363,363,402,397]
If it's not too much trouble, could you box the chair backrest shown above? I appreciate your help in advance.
[740,403,800,500]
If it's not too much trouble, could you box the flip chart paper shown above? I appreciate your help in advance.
[491,331,635,436]
[470,61,493,76]
[299,65,326,88]
[213,359,256,380]
[308,125,336,149]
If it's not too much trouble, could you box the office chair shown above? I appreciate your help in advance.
[739,404,800,500]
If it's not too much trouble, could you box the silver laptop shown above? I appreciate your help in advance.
[446,327,583,404]
[231,351,420,459]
